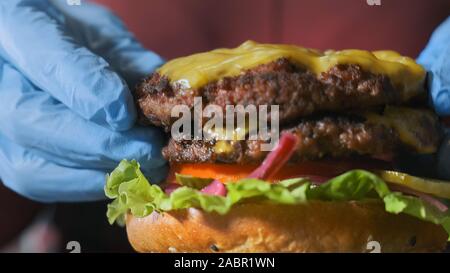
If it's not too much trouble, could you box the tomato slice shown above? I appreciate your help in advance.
[167,157,391,184]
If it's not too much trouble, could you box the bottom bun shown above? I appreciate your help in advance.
[126,200,448,253]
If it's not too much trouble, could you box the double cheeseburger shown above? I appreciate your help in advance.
[105,41,450,252]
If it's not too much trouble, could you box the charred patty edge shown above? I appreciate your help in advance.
[134,58,409,130]
[161,114,441,164]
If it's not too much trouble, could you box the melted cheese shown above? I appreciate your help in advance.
[214,107,439,155]
[214,140,234,155]
[364,106,439,153]
[158,40,426,99]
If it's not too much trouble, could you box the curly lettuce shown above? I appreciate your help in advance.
[105,160,450,239]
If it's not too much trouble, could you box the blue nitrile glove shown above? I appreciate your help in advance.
[0,0,167,202]
[417,16,450,179]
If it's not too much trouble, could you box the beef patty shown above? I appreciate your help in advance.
[162,112,441,164]
[135,58,414,130]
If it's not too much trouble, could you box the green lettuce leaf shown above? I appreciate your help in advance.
[105,160,450,239]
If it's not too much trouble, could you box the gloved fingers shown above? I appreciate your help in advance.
[0,0,136,131]
[0,59,167,181]
[417,16,450,116]
[427,48,450,116]
[0,133,107,202]
[50,0,165,87]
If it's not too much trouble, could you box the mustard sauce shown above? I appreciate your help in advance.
[158,40,426,99]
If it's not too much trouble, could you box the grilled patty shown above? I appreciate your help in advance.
[135,58,411,130]
[162,113,441,164]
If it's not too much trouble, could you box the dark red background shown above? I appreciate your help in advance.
[95,0,449,59]
[2,0,449,250]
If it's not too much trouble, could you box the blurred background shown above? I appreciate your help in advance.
[1,0,449,252]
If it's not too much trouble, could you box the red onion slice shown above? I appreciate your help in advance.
[164,183,181,194]
[200,180,227,196]
[388,183,448,212]
[248,132,299,180]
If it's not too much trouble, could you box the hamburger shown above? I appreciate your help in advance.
[105,41,450,252]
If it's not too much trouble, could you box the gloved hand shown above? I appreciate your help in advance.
[417,16,450,179]
[0,0,167,202]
